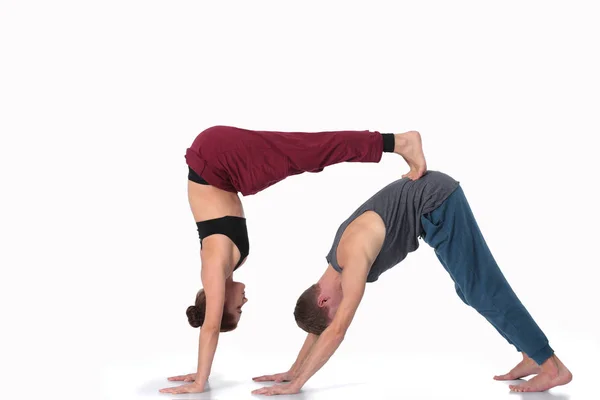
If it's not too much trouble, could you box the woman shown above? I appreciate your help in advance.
[160,125,426,394]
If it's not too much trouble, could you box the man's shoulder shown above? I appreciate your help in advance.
[338,213,385,272]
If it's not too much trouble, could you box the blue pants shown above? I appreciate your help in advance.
[420,186,553,365]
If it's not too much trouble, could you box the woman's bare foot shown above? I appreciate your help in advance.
[494,353,541,380]
[394,131,427,180]
[509,354,572,392]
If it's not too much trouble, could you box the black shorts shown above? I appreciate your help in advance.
[188,166,209,185]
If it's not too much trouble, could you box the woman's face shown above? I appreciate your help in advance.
[226,281,248,323]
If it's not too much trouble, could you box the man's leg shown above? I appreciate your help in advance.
[452,282,543,380]
[421,186,572,392]
[452,282,523,353]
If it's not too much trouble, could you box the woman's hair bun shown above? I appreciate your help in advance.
[186,305,203,328]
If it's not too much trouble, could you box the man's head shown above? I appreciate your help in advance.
[186,280,248,332]
[294,278,343,335]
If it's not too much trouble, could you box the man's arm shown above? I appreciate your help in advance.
[291,265,368,387]
[252,333,319,383]
[252,257,370,396]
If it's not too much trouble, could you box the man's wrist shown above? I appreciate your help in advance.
[290,372,308,389]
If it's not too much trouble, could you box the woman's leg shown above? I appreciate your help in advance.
[188,126,427,196]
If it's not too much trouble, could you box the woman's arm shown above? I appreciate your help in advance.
[195,264,227,385]
[160,256,228,395]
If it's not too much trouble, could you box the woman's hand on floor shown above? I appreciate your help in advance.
[159,381,205,394]
[167,372,197,382]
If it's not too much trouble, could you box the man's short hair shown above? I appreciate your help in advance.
[294,284,330,335]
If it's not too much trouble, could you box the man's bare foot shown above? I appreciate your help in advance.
[494,353,541,380]
[394,131,427,180]
[509,354,572,392]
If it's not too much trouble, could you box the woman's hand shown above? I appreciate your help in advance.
[159,381,205,394]
[167,372,197,382]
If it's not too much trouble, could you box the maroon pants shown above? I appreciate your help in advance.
[185,126,384,196]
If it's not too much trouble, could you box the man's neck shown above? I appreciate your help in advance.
[319,265,342,285]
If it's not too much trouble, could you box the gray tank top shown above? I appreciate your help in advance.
[326,171,459,282]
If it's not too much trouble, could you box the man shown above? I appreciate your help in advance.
[253,171,572,395]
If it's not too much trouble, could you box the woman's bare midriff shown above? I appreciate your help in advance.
[188,181,244,222]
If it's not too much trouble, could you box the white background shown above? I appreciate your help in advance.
[1,1,598,399]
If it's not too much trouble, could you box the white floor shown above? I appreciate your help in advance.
[103,351,586,400]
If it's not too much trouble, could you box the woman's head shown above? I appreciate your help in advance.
[186,281,248,332]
